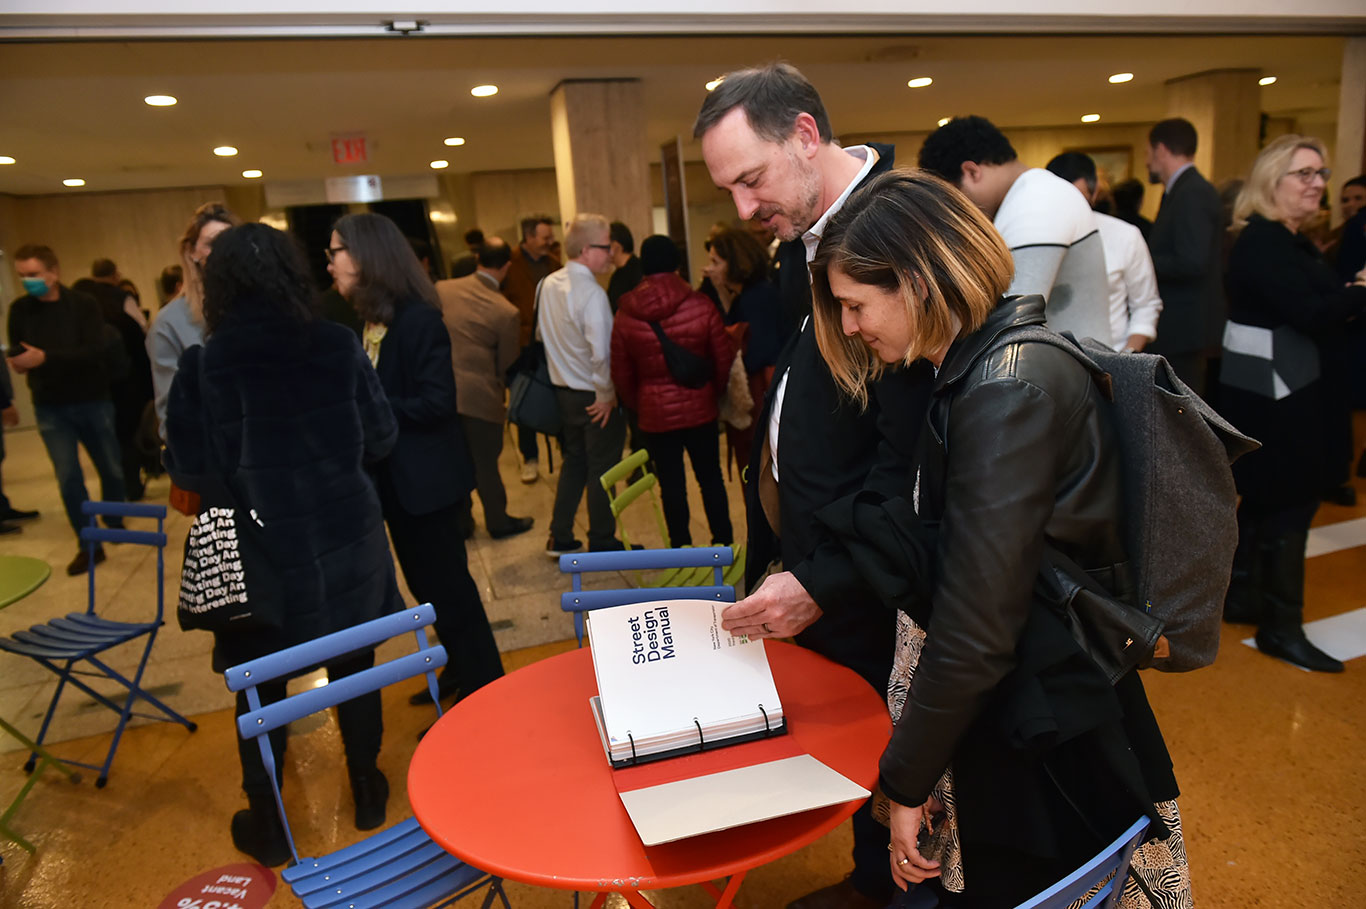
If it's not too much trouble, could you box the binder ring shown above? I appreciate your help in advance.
[758,703,771,735]
[694,718,706,753]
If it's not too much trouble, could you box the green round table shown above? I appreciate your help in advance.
[0,555,51,609]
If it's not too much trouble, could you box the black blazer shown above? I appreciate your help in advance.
[1146,166,1225,356]
[372,297,477,516]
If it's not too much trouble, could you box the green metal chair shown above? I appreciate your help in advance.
[598,448,746,589]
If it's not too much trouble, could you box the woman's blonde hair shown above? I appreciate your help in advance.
[1232,134,1328,228]
[178,202,239,322]
[811,169,1014,407]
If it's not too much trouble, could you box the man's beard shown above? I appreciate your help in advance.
[1147,169,1162,185]
[765,163,824,242]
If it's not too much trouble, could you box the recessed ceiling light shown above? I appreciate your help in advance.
[1108,73,1134,84]
[242,169,263,179]
[705,78,724,92]
[470,84,498,98]
[1081,113,1101,123]
[430,160,450,170]
[907,77,933,89]
[63,178,85,187]
[213,146,238,157]
[0,155,15,165]
[1259,76,1277,86]
[144,94,177,106]
[443,137,466,147]
[937,117,951,128]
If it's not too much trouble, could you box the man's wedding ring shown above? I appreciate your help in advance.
[762,622,772,633]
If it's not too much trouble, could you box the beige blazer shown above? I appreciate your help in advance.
[435,272,521,424]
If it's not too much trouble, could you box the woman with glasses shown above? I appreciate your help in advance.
[1219,134,1366,672]
[327,213,505,706]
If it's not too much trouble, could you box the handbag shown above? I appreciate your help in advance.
[648,321,712,389]
[506,282,564,435]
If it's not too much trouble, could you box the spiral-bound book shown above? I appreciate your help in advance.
[586,598,786,767]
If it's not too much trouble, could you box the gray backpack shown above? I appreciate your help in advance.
[991,328,1259,672]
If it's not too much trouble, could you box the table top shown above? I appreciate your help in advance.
[0,555,51,609]
[408,640,891,892]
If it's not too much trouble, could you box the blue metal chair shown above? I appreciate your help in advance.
[1013,816,1151,909]
[558,546,736,646]
[0,501,195,788]
[224,604,509,909]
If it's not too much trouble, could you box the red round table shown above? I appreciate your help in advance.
[408,640,891,908]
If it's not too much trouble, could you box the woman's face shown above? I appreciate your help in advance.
[703,248,731,287]
[1273,147,1327,227]
[326,230,361,299]
[828,265,913,364]
[192,219,231,266]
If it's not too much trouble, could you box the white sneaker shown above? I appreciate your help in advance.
[520,460,539,484]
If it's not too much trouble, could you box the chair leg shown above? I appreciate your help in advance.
[25,659,75,772]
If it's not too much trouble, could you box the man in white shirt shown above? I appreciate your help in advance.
[919,115,1112,345]
[1046,152,1164,351]
[537,213,625,556]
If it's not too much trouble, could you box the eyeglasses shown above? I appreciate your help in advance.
[325,244,347,262]
[587,244,612,252]
[1284,166,1331,183]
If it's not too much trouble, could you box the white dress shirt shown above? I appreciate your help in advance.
[535,261,615,403]
[1095,212,1163,350]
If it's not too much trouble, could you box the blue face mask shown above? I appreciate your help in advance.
[21,277,48,296]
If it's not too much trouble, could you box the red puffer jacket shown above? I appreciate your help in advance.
[611,273,735,433]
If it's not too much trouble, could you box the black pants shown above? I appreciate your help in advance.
[517,422,539,463]
[384,496,505,694]
[237,649,381,797]
[640,423,733,546]
[462,415,515,532]
[549,388,625,548]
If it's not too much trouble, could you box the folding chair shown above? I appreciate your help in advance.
[224,604,509,909]
[558,546,736,647]
[1013,816,1151,909]
[598,449,746,589]
[0,501,196,788]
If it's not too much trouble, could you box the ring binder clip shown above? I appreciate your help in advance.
[627,732,637,765]
[758,703,771,736]
[694,718,706,753]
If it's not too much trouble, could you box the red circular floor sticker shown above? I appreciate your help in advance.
[157,863,277,909]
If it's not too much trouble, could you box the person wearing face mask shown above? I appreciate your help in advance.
[7,243,127,574]
[1218,135,1366,673]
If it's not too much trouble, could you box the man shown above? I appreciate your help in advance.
[1047,152,1164,352]
[450,227,485,278]
[435,237,534,541]
[538,214,626,556]
[0,357,40,535]
[1336,175,1366,282]
[72,258,155,500]
[7,244,127,574]
[605,221,643,313]
[501,214,562,483]
[919,115,1111,344]
[1143,117,1225,396]
[697,62,928,909]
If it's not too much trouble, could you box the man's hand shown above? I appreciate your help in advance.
[1123,334,1149,353]
[720,571,822,639]
[1,405,17,428]
[6,343,45,374]
[585,398,616,428]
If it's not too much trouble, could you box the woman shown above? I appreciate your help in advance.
[703,228,785,474]
[164,223,401,867]
[1219,135,1366,673]
[611,235,735,546]
[727,171,1187,907]
[328,212,505,705]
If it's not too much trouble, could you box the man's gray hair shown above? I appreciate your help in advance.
[692,62,833,145]
[564,213,610,259]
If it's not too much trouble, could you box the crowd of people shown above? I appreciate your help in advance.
[3,57,1365,909]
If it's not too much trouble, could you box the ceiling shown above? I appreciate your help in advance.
[0,32,1348,196]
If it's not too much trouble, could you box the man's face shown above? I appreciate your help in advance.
[15,257,58,296]
[1341,184,1366,220]
[1146,143,1167,185]
[524,223,555,258]
[581,230,615,275]
[701,107,822,242]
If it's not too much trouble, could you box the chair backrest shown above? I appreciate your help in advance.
[223,604,448,865]
[559,547,735,646]
[1013,816,1150,909]
[79,501,167,620]
[599,449,670,551]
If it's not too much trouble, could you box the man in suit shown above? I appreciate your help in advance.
[696,62,931,909]
[1144,117,1225,397]
[435,237,534,540]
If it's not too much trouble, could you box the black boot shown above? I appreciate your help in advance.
[1254,530,1344,673]
[350,767,389,831]
[1223,511,1262,624]
[231,792,291,867]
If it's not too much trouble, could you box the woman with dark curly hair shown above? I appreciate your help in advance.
[165,222,402,867]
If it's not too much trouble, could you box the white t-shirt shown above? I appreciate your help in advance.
[995,168,1111,345]
[1095,212,1163,350]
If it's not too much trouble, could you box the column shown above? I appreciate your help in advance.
[1164,68,1261,185]
[549,79,653,246]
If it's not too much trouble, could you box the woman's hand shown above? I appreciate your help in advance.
[888,796,943,890]
[720,571,822,638]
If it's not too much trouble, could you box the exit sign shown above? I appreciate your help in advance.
[331,135,368,165]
